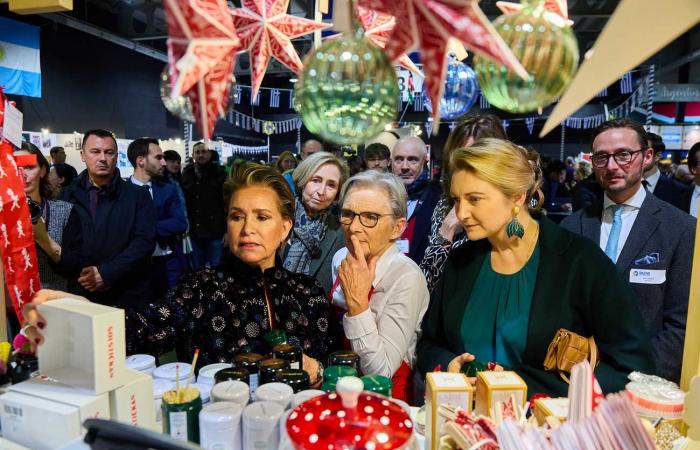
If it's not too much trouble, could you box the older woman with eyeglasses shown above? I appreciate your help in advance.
[329,171,429,403]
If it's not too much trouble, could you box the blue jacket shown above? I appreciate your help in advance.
[150,179,188,249]
[61,170,156,308]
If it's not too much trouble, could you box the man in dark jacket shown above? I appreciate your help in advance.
[391,136,441,264]
[182,141,227,269]
[61,129,156,309]
[643,132,689,210]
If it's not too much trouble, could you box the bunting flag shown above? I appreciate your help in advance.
[252,90,261,105]
[235,85,243,104]
[289,91,295,109]
[425,121,433,136]
[525,117,536,135]
[480,94,490,109]
[646,64,656,126]
[620,71,633,94]
[596,87,608,98]
[231,111,301,134]
[270,89,281,108]
[413,94,424,111]
[502,119,510,129]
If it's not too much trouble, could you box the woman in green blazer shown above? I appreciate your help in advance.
[416,139,654,397]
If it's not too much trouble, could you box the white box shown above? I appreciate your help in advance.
[425,372,473,450]
[109,369,155,430]
[37,298,126,394]
[0,378,110,450]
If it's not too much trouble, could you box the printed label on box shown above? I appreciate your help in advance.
[431,372,470,388]
[482,371,522,386]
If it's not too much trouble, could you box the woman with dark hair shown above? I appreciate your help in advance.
[420,114,508,292]
[24,163,334,383]
[16,142,83,290]
[48,163,77,189]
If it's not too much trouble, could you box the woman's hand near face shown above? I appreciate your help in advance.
[439,206,461,243]
[338,235,378,317]
[32,218,61,263]
[22,290,88,351]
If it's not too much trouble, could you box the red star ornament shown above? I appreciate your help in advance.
[356,5,423,76]
[496,0,573,25]
[359,0,528,123]
[231,0,331,98]
[164,0,240,140]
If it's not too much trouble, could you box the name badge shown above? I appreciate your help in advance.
[629,269,666,285]
[396,239,410,255]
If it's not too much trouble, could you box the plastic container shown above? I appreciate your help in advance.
[254,382,294,410]
[211,380,250,407]
[199,401,243,450]
[275,370,310,393]
[215,367,250,385]
[273,343,302,370]
[362,374,393,397]
[126,354,156,375]
[197,363,233,386]
[242,401,284,450]
[291,389,325,409]
[328,351,360,373]
[153,378,175,428]
[153,363,195,385]
[233,353,265,396]
[191,382,212,404]
[162,386,202,443]
[259,358,290,385]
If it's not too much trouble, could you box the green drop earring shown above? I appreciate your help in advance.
[506,206,525,239]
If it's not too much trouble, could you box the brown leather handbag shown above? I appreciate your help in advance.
[543,328,598,383]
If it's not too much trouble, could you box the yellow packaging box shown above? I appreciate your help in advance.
[425,372,473,450]
[533,397,569,425]
[474,371,527,418]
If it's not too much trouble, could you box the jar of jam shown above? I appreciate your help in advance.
[272,343,302,370]
[275,369,310,393]
[328,351,360,373]
[234,353,265,394]
[214,367,250,385]
[258,358,290,385]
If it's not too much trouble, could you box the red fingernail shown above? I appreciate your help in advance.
[37,322,45,330]
[34,338,40,344]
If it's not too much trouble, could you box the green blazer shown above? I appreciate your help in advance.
[417,216,655,396]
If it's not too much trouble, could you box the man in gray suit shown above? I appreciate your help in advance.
[561,119,695,382]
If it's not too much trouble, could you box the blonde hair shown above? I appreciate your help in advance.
[450,138,544,212]
[275,151,298,172]
[291,151,349,198]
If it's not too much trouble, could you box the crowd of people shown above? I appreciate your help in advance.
[18,114,698,405]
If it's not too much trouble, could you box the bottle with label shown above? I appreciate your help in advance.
[161,386,202,443]
[233,353,264,396]
[328,351,360,373]
[215,367,250,385]
[272,343,302,370]
[275,369,310,393]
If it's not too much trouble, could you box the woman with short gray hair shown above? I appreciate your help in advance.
[283,151,349,293]
[330,171,429,403]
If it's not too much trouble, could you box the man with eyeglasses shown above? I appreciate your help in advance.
[562,118,696,383]
[391,136,441,264]
[60,129,156,318]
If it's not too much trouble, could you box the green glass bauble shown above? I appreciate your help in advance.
[295,32,399,145]
[474,2,579,113]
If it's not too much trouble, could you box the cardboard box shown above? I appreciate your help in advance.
[0,378,110,450]
[425,372,473,450]
[475,371,527,418]
[109,369,155,430]
[37,298,126,394]
[533,397,569,425]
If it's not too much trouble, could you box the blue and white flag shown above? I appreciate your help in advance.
[0,17,41,98]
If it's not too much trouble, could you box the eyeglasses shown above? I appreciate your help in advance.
[590,149,645,168]
[339,209,394,228]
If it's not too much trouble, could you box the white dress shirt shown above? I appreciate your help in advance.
[690,184,700,218]
[644,169,661,193]
[330,244,429,377]
[599,184,646,262]
[129,176,172,257]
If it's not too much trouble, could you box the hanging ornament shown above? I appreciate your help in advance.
[295,30,399,145]
[163,0,240,140]
[231,0,331,99]
[358,0,527,124]
[423,55,479,120]
[496,0,573,24]
[160,65,196,122]
[262,121,276,135]
[474,0,579,114]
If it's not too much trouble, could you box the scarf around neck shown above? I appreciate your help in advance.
[283,199,330,275]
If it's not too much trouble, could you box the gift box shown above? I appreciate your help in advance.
[533,397,569,425]
[425,372,473,450]
[109,369,155,429]
[474,371,527,418]
[0,377,110,449]
[37,299,126,394]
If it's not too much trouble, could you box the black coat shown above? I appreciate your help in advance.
[61,171,156,308]
[652,173,690,211]
[407,181,442,265]
[182,163,227,239]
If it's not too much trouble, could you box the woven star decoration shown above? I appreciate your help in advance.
[356,5,422,76]
[231,0,331,98]
[359,0,528,123]
[496,0,573,25]
[164,0,240,140]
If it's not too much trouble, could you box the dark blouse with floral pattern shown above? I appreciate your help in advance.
[125,255,334,365]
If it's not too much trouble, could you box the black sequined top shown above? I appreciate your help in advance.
[126,255,334,365]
